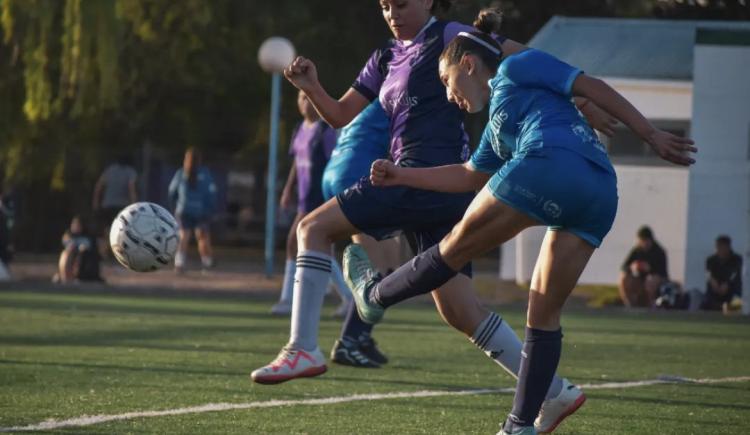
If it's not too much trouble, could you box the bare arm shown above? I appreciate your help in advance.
[284,57,369,128]
[280,165,297,211]
[370,160,489,193]
[572,75,696,166]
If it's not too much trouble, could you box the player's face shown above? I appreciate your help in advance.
[297,91,318,121]
[379,0,432,40]
[439,56,489,114]
[70,217,82,234]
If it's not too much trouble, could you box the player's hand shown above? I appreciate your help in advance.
[647,129,697,166]
[283,56,319,92]
[579,100,617,137]
[370,159,400,187]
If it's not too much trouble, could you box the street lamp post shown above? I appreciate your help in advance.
[258,37,295,277]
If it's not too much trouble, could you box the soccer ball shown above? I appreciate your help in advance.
[109,202,179,272]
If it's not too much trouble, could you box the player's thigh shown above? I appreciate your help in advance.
[440,186,539,268]
[431,273,487,335]
[527,230,595,328]
[297,198,359,249]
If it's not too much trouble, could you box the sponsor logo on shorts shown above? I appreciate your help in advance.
[543,200,562,219]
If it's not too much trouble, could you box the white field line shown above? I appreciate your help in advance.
[2,375,749,432]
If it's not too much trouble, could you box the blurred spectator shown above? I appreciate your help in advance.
[168,147,218,274]
[92,155,138,257]
[619,226,668,307]
[701,235,743,313]
[53,215,102,283]
[0,185,16,280]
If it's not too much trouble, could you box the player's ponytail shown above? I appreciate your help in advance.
[440,7,504,72]
[473,7,503,34]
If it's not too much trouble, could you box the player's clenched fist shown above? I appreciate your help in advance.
[283,56,319,92]
[370,159,400,187]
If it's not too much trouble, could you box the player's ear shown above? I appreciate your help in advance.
[460,54,475,76]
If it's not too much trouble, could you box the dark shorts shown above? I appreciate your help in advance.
[337,177,473,277]
[177,213,210,231]
[97,207,124,234]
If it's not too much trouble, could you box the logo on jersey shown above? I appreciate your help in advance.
[385,92,418,111]
[571,123,606,153]
[490,110,512,159]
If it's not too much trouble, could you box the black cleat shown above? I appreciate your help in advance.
[330,339,380,368]
[359,336,388,365]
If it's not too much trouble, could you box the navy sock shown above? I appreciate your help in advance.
[507,327,563,428]
[340,300,374,341]
[370,244,459,308]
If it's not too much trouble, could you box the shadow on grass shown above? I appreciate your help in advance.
[0,358,247,377]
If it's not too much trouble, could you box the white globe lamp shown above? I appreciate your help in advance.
[258,37,296,73]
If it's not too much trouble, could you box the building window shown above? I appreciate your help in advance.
[604,120,690,166]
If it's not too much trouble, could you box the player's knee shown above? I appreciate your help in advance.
[296,215,324,245]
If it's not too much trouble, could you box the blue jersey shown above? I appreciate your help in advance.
[168,166,218,218]
[469,49,613,175]
[353,19,505,168]
[322,101,389,200]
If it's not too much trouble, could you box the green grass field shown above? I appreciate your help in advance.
[1,289,749,434]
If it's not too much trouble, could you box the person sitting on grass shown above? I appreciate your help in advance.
[54,215,102,283]
[702,235,743,313]
[618,226,668,307]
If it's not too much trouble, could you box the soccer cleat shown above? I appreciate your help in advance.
[250,346,327,384]
[359,336,388,365]
[498,422,537,435]
[330,339,380,368]
[343,244,384,324]
[535,379,586,433]
[270,300,292,316]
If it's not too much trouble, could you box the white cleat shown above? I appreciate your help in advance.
[251,346,327,385]
[535,379,586,433]
[270,300,292,316]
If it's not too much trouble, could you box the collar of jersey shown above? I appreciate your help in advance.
[401,16,437,47]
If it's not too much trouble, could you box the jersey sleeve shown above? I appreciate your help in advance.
[499,49,582,97]
[443,22,507,47]
[352,48,388,102]
[468,124,505,174]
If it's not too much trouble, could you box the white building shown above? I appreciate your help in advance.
[500,18,750,308]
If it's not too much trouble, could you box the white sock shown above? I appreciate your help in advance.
[329,259,352,302]
[201,256,213,268]
[175,251,186,267]
[279,259,295,303]
[289,250,332,351]
[471,312,563,400]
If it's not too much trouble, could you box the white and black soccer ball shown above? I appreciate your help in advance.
[109,202,179,272]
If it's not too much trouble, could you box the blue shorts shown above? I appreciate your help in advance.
[322,149,381,201]
[177,213,210,231]
[488,147,618,247]
[337,177,473,277]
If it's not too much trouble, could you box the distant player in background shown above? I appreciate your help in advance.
[92,155,137,258]
[271,90,353,317]
[168,148,218,274]
[619,226,669,307]
[323,100,399,368]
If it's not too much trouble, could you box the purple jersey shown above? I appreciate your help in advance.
[352,20,505,168]
[290,120,336,213]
